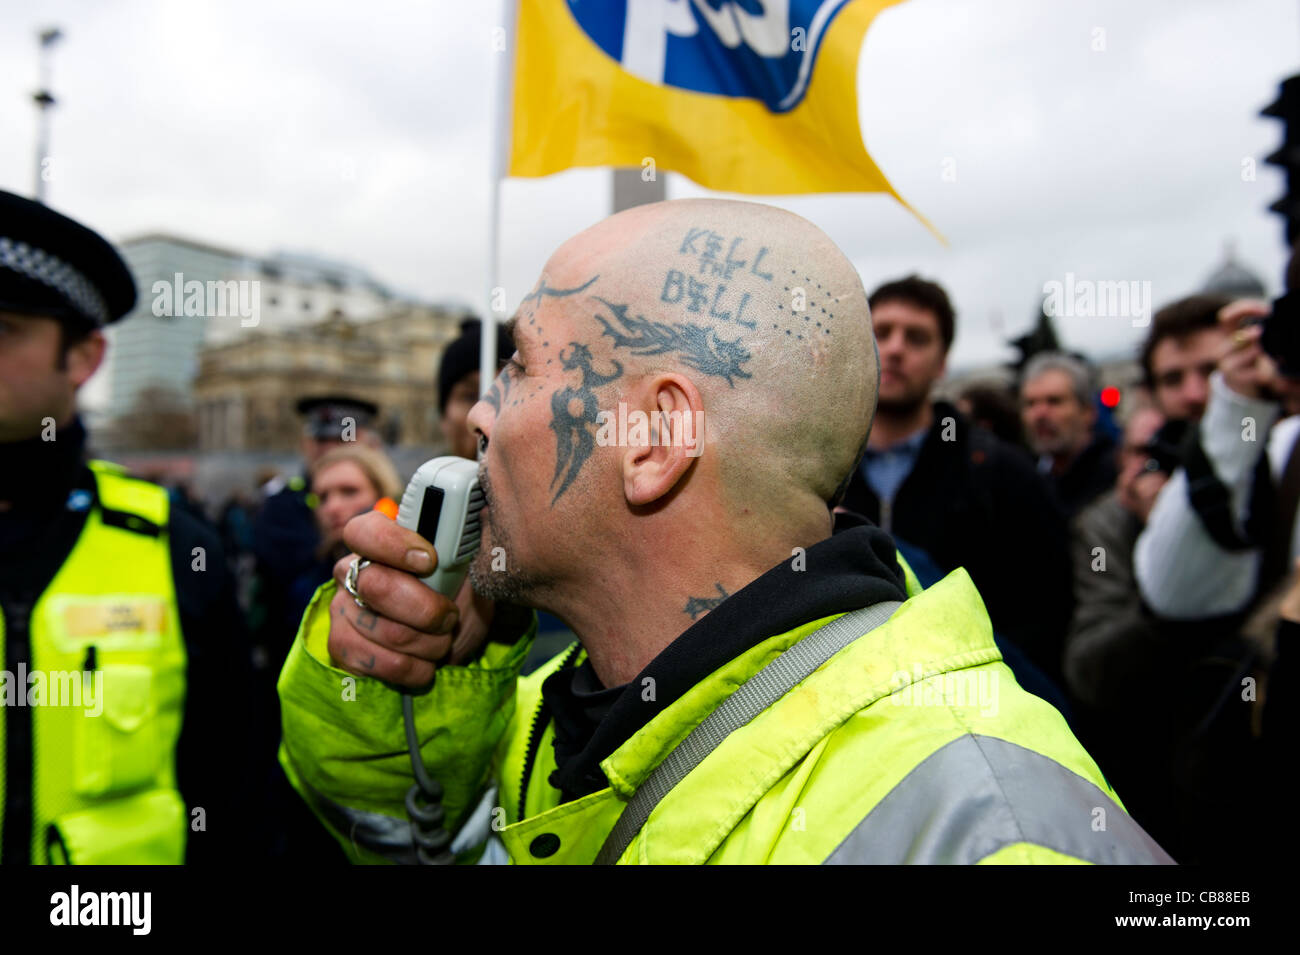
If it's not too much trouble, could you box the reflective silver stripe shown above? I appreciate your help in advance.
[824,734,1175,865]
[295,772,416,863]
[450,784,498,856]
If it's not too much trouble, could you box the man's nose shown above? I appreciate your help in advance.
[467,396,493,441]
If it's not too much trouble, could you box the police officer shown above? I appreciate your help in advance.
[0,190,251,864]
[248,394,379,864]
[249,394,380,657]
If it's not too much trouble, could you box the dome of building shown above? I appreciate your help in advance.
[1202,240,1267,298]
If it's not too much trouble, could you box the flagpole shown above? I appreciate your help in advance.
[481,0,518,397]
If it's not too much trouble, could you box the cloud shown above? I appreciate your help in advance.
[2,0,1295,376]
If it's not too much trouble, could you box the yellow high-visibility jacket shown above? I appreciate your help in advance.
[1,461,187,864]
[279,566,1172,865]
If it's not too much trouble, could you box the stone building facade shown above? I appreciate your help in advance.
[193,305,469,451]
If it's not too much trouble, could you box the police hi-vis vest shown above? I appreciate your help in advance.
[0,461,187,864]
[279,563,1174,865]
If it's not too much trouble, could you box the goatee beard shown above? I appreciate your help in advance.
[468,467,543,605]
[876,394,929,418]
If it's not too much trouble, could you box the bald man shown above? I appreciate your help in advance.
[278,199,1171,865]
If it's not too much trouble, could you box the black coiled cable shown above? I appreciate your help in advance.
[402,690,455,865]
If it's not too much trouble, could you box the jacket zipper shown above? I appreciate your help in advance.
[516,642,582,822]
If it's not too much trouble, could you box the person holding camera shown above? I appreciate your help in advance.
[1134,297,1300,621]
[1062,295,1258,862]
[1065,294,1232,706]
[1082,290,1300,862]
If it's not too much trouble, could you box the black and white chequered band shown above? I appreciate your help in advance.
[0,235,112,326]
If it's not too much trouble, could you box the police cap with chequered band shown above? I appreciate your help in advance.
[296,395,380,440]
[0,189,136,328]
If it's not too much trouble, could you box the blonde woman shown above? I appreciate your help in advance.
[311,446,402,556]
[286,445,403,634]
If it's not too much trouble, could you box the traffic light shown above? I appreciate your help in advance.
[1262,74,1300,245]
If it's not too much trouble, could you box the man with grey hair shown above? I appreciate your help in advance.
[1020,352,1117,518]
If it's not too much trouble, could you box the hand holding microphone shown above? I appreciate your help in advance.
[327,458,490,687]
[327,457,491,864]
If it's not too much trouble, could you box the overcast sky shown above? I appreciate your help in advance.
[2,0,1296,376]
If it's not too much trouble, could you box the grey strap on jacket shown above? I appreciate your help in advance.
[593,599,904,865]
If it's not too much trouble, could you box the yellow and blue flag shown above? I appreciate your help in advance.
[508,0,936,234]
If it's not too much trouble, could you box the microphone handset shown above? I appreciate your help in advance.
[393,457,485,865]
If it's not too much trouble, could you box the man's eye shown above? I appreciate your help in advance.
[505,357,526,376]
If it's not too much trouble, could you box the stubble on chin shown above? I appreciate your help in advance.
[468,513,534,604]
[876,392,929,417]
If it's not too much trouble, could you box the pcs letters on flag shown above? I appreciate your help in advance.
[508,0,937,235]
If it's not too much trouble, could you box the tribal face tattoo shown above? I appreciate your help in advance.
[548,342,623,504]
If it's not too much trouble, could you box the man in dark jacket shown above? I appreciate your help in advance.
[1020,351,1117,519]
[249,394,381,864]
[250,395,380,655]
[840,276,1073,685]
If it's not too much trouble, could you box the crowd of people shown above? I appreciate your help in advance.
[197,322,518,862]
[845,278,1294,864]
[2,187,1292,865]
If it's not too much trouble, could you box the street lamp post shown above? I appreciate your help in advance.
[33,27,63,204]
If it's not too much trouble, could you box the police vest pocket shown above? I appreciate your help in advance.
[74,664,163,797]
[46,788,186,864]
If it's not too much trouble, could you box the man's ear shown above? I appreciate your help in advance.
[622,374,705,507]
[64,330,105,388]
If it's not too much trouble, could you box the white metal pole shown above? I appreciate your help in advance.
[481,0,518,396]
[33,28,62,204]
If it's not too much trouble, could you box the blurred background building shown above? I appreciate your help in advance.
[1201,239,1268,299]
[193,304,465,452]
[88,234,420,442]
[80,230,469,501]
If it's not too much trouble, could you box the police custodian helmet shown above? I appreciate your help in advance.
[0,189,136,329]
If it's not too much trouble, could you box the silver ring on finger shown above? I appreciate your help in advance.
[344,557,372,609]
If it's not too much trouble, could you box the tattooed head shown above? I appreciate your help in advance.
[466,198,877,614]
